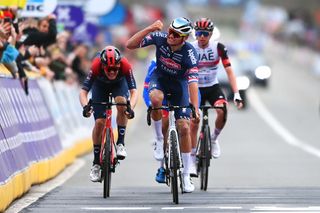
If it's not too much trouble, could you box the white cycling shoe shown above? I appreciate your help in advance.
[153,138,164,161]
[116,144,127,160]
[90,164,101,182]
[211,140,221,159]
[182,174,195,193]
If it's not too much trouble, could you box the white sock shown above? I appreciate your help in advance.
[181,152,191,175]
[159,159,164,168]
[152,119,163,140]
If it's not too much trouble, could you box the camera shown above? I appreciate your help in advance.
[3,17,12,24]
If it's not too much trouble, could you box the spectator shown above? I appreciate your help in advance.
[0,21,19,79]
[21,14,57,48]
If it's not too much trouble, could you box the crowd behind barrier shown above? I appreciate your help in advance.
[0,5,153,212]
[0,66,93,212]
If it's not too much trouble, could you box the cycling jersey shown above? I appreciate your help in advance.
[82,56,136,92]
[141,32,198,83]
[190,40,231,88]
[82,55,136,119]
[140,32,199,119]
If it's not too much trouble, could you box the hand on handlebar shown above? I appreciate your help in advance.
[125,108,135,119]
[194,110,200,123]
[233,92,243,109]
[82,100,93,118]
[125,100,135,119]
[189,104,200,123]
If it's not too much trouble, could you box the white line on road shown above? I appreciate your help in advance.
[248,89,320,159]
[6,159,85,213]
[82,207,152,211]
[82,206,243,211]
[251,206,320,211]
[161,206,242,210]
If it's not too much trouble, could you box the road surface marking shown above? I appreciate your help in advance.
[249,89,320,159]
[6,159,85,213]
[82,207,151,210]
[162,206,242,210]
[252,206,320,211]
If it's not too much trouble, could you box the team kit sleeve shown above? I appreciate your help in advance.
[217,43,231,68]
[140,31,166,48]
[121,57,137,90]
[82,57,100,91]
[184,46,199,84]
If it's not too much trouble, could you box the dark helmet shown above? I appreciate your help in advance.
[194,18,214,32]
[100,46,121,67]
[169,17,193,36]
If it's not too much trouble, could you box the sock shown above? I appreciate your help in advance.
[181,152,191,175]
[211,128,222,142]
[152,119,163,140]
[93,144,101,165]
[159,159,165,168]
[117,125,126,145]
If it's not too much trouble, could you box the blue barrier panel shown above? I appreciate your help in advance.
[0,130,11,184]
[0,79,29,175]
[0,78,63,178]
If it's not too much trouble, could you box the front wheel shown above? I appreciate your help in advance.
[103,129,112,198]
[199,126,211,191]
[169,130,179,204]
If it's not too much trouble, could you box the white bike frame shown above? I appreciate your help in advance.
[167,110,183,172]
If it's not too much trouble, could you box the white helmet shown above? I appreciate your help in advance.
[169,17,193,36]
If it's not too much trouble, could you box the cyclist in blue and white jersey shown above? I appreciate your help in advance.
[127,17,200,193]
[143,58,202,183]
[190,18,243,167]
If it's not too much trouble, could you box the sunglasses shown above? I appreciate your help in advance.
[195,31,210,37]
[168,28,186,38]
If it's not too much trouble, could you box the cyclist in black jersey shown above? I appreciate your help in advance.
[80,46,137,182]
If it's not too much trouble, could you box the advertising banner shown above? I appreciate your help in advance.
[20,0,57,17]
[0,130,11,184]
[0,78,62,180]
[0,79,29,175]
[55,5,84,32]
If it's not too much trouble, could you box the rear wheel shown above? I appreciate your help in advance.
[200,125,211,191]
[170,130,179,204]
[103,130,112,198]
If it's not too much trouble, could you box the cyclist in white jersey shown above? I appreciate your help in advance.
[189,18,243,175]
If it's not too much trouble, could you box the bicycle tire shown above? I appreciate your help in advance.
[200,125,211,191]
[170,130,179,204]
[103,129,112,198]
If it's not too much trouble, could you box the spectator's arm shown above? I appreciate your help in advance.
[0,24,7,39]
[8,25,17,45]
